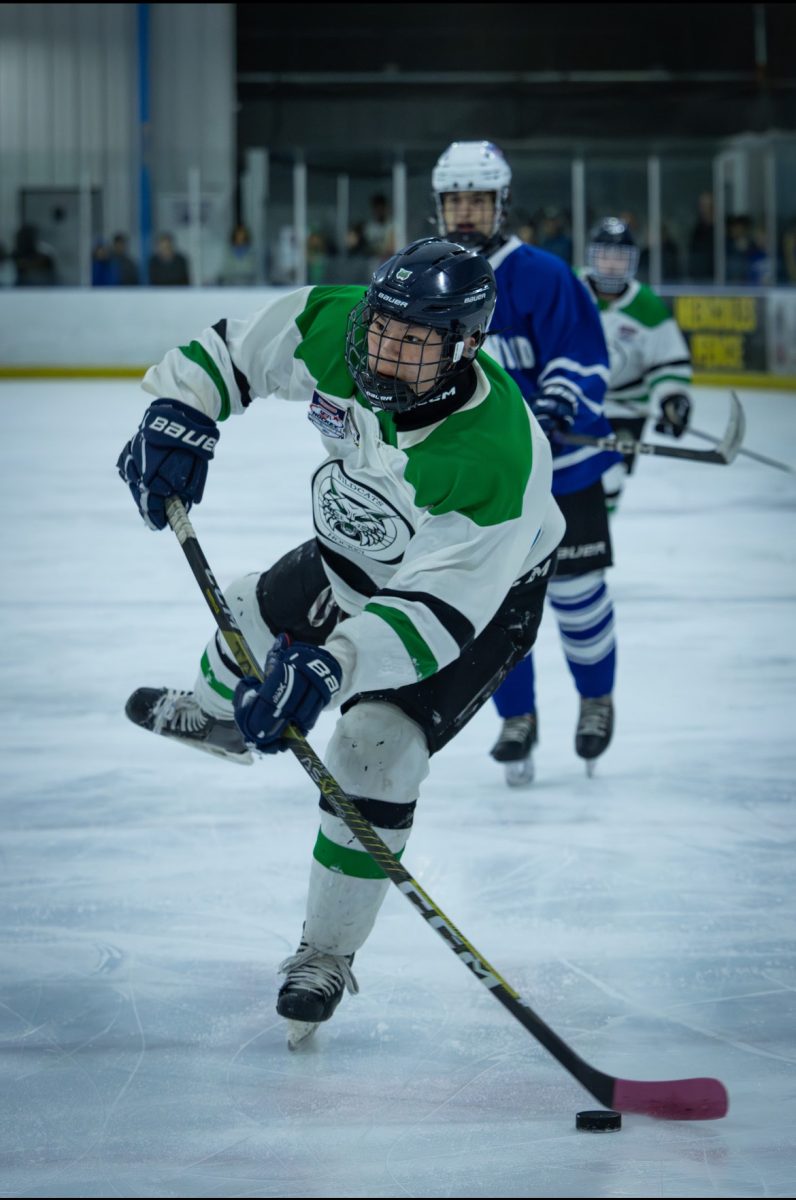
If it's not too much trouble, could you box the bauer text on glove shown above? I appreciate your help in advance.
[117,398,219,530]
[233,634,343,754]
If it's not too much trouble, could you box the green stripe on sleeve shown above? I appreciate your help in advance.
[647,372,692,389]
[179,340,232,420]
[313,828,404,879]
[363,602,439,680]
[200,650,235,699]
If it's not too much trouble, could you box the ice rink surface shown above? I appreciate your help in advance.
[1,379,794,1198]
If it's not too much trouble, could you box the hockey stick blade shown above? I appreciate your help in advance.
[499,988,728,1120]
[714,391,745,463]
[613,393,794,473]
[688,429,794,473]
[165,497,730,1121]
[556,392,746,464]
[611,1075,729,1120]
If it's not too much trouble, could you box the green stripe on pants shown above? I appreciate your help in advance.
[312,828,404,880]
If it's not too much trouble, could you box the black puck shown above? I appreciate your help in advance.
[576,1109,622,1131]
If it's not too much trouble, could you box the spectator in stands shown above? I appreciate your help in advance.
[109,232,140,285]
[148,232,190,286]
[328,221,370,285]
[91,238,113,286]
[217,223,259,286]
[345,221,367,256]
[306,228,332,285]
[638,221,682,282]
[536,206,572,263]
[725,215,768,286]
[362,193,395,264]
[92,234,140,286]
[688,191,715,282]
[13,224,57,286]
[513,212,536,244]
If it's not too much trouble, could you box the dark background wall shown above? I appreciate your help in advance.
[236,2,796,160]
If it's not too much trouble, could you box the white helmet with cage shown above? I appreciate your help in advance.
[431,141,512,250]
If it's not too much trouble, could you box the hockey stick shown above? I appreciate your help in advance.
[610,393,795,475]
[555,391,745,464]
[165,495,728,1121]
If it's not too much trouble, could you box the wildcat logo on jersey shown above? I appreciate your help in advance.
[312,461,412,563]
[308,393,348,439]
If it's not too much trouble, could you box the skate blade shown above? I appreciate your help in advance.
[158,734,254,766]
[286,1019,319,1050]
[196,742,254,767]
[585,758,597,778]
[505,757,535,787]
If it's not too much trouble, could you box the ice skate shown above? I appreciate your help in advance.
[125,687,253,765]
[490,714,538,787]
[575,695,614,776]
[277,941,358,1049]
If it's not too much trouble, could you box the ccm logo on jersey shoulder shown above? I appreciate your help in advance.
[148,414,217,451]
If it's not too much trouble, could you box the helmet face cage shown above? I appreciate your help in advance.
[434,190,510,250]
[432,141,512,250]
[345,298,473,414]
[586,217,639,292]
[586,243,639,292]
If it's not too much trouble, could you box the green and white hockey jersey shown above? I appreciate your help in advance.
[579,272,692,420]
[141,285,565,706]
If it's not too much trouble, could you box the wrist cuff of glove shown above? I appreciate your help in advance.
[149,397,218,428]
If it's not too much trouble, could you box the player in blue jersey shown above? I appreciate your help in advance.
[432,141,623,783]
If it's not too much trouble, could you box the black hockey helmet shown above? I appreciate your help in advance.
[345,237,497,413]
[586,216,640,293]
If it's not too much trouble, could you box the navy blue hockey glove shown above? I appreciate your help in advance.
[529,388,578,441]
[233,634,343,754]
[654,392,691,439]
[117,398,219,530]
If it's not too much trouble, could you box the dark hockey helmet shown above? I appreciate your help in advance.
[586,216,640,293]
[345,237,497,413]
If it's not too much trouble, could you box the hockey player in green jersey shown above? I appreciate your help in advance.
[117,237,565,1046]
[580,217,693,511]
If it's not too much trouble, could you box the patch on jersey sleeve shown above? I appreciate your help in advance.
[308,392,348,439]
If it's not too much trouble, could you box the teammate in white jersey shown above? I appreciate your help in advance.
[117,237,564,1045]
[432,141,621,784]
[580,217,693,511]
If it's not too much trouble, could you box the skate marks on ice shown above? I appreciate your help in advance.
[0,382,795,1197]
